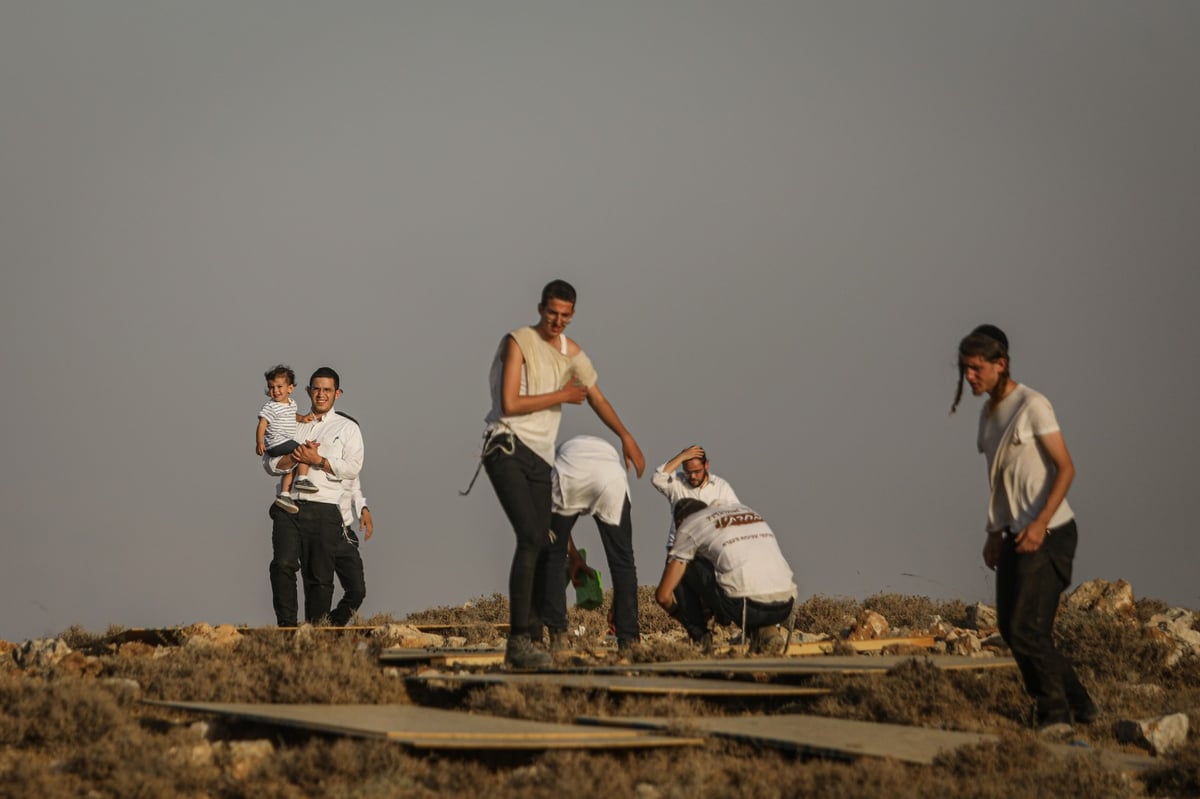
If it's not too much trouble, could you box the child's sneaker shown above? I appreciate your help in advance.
[274,495,300,514]
[294,478,319,494]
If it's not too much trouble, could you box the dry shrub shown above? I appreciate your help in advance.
[933,737,1136,799]
[403,593,509,626]
[863,594,970,630]
[1055,606,1173,684]
[810,659,990,729]
[794,595,860,637]
[0,674,130,747]
[1142,735,1200,797]
[1136,597,1171,623]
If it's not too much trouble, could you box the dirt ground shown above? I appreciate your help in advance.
[2,589,1198,798]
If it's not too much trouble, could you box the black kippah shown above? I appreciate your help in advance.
[971,324,1008,351]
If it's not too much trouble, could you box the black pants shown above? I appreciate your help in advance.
[268,501,343,625]
[996,519,1093,724]
[673,556,793,642]
[484,433,551,639]
[330,526,366,627]
[544,496,640,645]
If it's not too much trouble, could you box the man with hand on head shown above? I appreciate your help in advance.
[263,367,364,626]
[652,445,740,550]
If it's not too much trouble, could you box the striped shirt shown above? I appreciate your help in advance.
[259,398,298,448]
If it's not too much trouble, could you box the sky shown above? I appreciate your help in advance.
[2,1,1197,642]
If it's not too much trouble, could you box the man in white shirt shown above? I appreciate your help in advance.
[655,499,796,654]
[651,445,740,550]
[330,475,373,627]
[264,367,364,626]
[953,324,1096,732]
[542,436,640,652]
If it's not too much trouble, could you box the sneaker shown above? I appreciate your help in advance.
[274,495,300,514]
[294,478,320,494]
[505,634,552,670]
[751,625,787,656]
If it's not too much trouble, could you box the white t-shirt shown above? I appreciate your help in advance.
[259,398,298,448]
[651,465,739,550]
[668,503,796,602]
[552,435,629,526]
[978,383,1074,533]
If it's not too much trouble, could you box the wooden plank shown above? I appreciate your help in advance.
[379,648,506,667]
[147,701,700,751]
[408,672,831,698]
[582,654,1017,676]
[580,713,998,764]
[783,637,937,656]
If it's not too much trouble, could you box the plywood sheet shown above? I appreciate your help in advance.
[148,701,700,750]
[582,654,1017,676]
[380,648,506,667]
[409,672,831,698]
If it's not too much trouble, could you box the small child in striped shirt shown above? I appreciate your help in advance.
[256,364,316,514]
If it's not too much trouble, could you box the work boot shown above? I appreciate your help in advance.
[549,630,571,653]
[750,625,787,656]
[505,634,551,670]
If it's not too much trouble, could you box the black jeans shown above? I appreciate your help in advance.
[544,496,640,645]
[673,556,793,642]
[996,518,1093,724]
[268,501,343,625]
[484,433,552,639]
[330,526,366,627]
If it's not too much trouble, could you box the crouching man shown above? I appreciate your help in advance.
[655,499,796,654]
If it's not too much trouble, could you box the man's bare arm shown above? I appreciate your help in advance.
[499,336,587,416]
[655,560,688,612]
[1013,430,1076,553]
[586,384,646,477]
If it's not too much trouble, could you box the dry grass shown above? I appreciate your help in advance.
[2,589,1198,798]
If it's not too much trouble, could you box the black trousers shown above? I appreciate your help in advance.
[544,496,640,645]
[673,556,793,642]
[268,501,343,625]
[996,519,1094,724]
[484,433,551,639]
[329,526,366,627]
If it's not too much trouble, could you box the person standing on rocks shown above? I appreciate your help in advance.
[652,445,740,550]
[264,367,364,626]
[952,324,1097,732]
[542,435,641,655]
[477,279,645,669]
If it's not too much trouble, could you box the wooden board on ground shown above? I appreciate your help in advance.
[148,701,700,751]
[408,672,831,698]
[580,714,1153,772]
[582,654,1017,676]
[103,624,496,648]
[784,637,938,656]
[380,648,506,667]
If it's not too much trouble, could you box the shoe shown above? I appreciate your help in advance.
[274,495,300,514]
[691,631,714,656]
[751,625,787,656]
[1072,699,1100,725]
[294,478,320,494]
[505,634,552,670]
[549,631,571,653]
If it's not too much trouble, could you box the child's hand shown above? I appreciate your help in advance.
[256,442,265,456]
[299,413,316,423]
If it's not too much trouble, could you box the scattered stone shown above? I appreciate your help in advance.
[928,615,955,638]
[1115,712,1189,756]
[966,603,998,632]
[636,784,663,799]
[100,677,142,696]
[1145,609,1200,667]
[182,623,243,650]
[220,739,274,780]
[188,721,214,741]
[944,630,982,656]
[373,624,446,648]
[446,636,467,648]
[847,610,889,641]
[15,638,72,670]
[979,632,1008,651]
[167,741,215,768]
[1065,578,1136,619]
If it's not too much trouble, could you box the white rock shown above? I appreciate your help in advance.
[16,638,71,669]
[966,603,998,631]
[1065,578,1136,617]
[1115,713,1189,756]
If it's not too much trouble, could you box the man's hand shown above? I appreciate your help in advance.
[1014,523,1047,554]
[360,507,374,541]
[623,434,646,478]
[291,440,323,466]
[677,445,705,464]
[560,379,588,405]
[298,412,317,423]
[983,533,1002,570]
[256,441,266,456]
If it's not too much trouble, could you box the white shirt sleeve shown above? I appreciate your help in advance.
[326,420,364,481]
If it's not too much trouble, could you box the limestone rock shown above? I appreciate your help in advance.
[182,623,243,650]
[1115,712,1189,756]
[847,610,889,641]
[219,739,274,780]
[928,615,955,638]
[1145,608,1200,667]
[15,638,71,670]
[373,624,445,648]
[54,650,103,678]
[966,603,998,632]
[1065,578,1136,618]
[944,630,982,656]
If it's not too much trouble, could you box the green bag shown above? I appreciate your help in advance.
[569,548,605,611]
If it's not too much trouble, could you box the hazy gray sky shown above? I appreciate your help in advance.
[3,2,1197,642]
